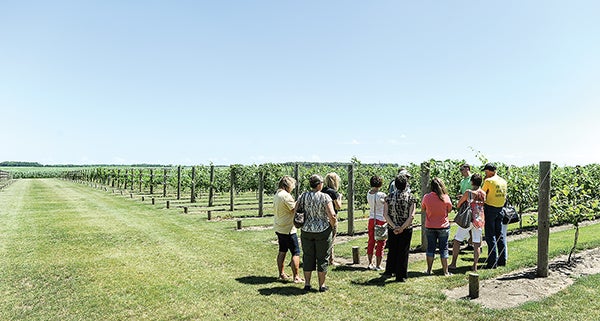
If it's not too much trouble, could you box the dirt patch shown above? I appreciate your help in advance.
[444,247,600,309]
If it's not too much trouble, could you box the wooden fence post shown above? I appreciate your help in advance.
[347,164,355,236]
[177,166,181,200]
[258,169,264,217]
[230,166,236,211]
[138,169,142,193]
[420,162,431,251]
[149,168,154,195]
[163,168,167,197]
[294,163,299,200]
[208,165,215,207]
[469,273,479,298]
[191,166,196,203]
[352,246,360,264]
[538,161,551,277]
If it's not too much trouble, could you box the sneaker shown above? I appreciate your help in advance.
[374,266,383,271]
[303,285,312,291]
[367,264,375,270]
[319,285,328,292]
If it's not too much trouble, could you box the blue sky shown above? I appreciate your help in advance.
[1,1,599,166]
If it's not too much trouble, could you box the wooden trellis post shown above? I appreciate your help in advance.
[230,166,236,211]
[420,162,431,251]
[191,166,196,203]
[177,166,182,200]
[538,161,551,277]
[258,169,264,217]
[347,164,355,236]
[208,165,215,207]
[163,168,167,197]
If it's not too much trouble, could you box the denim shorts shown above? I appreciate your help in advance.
[425,227,450,259]
[276,232,301,256]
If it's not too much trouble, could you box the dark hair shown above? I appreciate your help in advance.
[370,175,383,188]
[470,173,482,187]
[309,174,323,188]
[394,174,407,192]
[431,177,448,200]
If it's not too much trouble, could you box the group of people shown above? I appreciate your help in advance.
[273,163,509,291]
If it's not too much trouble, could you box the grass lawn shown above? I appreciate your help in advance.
[1,179,600,320]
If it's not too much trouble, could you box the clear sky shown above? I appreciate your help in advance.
[1,1,599,166]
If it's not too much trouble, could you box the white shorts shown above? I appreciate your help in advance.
[453,224,483,243]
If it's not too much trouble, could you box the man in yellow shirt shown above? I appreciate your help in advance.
[481,163,507,269]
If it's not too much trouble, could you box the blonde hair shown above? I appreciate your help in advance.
[277,175,296,193]
[324,172,341,190]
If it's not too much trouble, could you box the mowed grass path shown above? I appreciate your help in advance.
[2,179,600,320]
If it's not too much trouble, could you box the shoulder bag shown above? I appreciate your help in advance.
[293,193,306,228]
[373,192,388,241]
[454,191,472,228]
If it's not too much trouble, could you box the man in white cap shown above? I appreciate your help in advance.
[389,168,411,194]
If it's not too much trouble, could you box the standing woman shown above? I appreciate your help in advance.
[366,175,387,270]
[382,174,416,282]
[321,172,342,266]
[273,176,303,283]
[296,174,337,292]
[421,177,453,276]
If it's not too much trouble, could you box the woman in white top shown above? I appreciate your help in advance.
[366,176,387,270]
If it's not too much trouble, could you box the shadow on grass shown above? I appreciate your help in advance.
[351,270,436,287]
[332,264,369,272]
[258,286,306,296]
[235,275,279,285]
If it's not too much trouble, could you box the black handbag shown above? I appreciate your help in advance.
[501,205,520,224]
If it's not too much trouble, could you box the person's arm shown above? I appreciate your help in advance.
[332,193,342,211]
[399,203,416,232]
[325,201,337,228]
[456,191,468,209]
[284,193,296,211]
[383,202,394,228]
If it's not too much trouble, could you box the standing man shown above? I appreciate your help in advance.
[389,168,411,194]
[481,163,508,269]
[458,164,472,197]
[448,164,474,270]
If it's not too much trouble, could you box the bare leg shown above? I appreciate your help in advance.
[317,271,327,288]
[426,256,434,274]
[441,258,450,276]
[448,240,460,269]
[376,256,383,269]
[277,252,288,279]
[304,271,312,288]
[291,255,303,282]
[472,242,481,272]
[367,253,373,267]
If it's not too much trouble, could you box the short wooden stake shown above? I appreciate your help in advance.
[130,193,133,198]
[352,246,360,264]
[184,207,188,214]
[207,210,212,221]
[166,200,170,209]
[151,197,155,205]
[141,196,145,202]
[469,273,479,299]
[237,219,242,230]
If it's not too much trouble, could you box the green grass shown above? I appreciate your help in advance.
[1,179,600,320]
